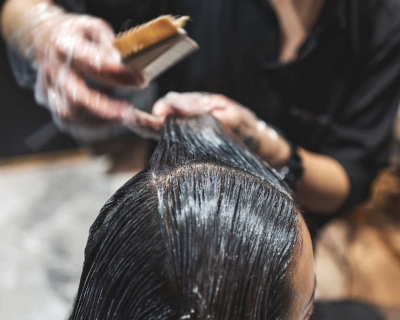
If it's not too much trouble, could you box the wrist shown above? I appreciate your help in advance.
[256,120,291,168]
[7,2,65,60]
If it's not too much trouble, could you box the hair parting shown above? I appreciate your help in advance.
[70,115,301,320]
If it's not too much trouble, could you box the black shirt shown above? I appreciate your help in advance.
[52,0,400,215]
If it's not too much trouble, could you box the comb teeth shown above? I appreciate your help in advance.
[115,15,198,82]
[143,36,199,81]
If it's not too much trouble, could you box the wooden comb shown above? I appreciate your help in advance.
[114,15,199,82]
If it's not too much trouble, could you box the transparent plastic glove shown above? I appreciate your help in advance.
[152,92,290,166]
[122,107,164,140]
[153,92,260,143]
[7,2,147,140]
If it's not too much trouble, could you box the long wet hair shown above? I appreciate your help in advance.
[70,115,301,320]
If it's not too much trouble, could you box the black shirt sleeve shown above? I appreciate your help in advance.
[320,0,400,211]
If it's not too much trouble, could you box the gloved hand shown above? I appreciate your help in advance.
[151,92,290,167]
[153,92,258,141]
[7,2,150,140]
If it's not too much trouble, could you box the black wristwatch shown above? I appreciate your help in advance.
[279,141,304,191]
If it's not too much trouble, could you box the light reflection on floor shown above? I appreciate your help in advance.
[0,152,134,320]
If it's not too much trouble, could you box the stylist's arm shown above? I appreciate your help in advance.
[152,92,350,214]
[1,0,152,139]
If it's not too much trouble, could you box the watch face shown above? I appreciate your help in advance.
[280,143,304,191]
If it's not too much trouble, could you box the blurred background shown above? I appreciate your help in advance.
[1,0,400,319]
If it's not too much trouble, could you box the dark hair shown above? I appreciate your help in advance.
[70,115,301,320]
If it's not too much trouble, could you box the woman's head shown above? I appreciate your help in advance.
[71,115,314,320]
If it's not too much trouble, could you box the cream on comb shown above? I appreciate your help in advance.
[113,15,199,82]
